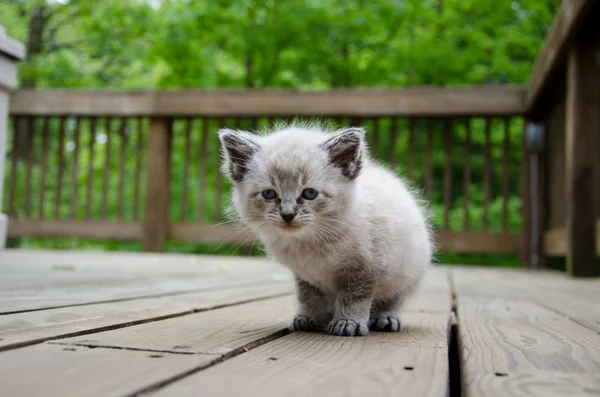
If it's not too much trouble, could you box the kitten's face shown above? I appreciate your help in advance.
[219,126,364,237]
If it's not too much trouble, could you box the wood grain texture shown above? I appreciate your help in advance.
[10,87,526,117]
[143,117,171,252]
[0,282,292,351]
[452,266,600,333]
[544,221,600,256]
[565,31,599,277]
[526,0,597,111]
[152,313,450,397]
[52,296,294,354]
[0,343,205,397]
[456,294,600,397]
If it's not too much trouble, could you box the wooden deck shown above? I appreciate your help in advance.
[1,250,599,397]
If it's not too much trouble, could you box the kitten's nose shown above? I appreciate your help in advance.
[280,212,296,223]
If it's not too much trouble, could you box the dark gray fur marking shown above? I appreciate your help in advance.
[290,277,330,332]
[321,128,364,180]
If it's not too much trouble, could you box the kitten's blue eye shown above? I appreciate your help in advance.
[301,188,318,200]
[262,189,277,200]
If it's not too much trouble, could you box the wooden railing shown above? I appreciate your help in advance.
[523,0,600,276]
[4,87,527,254]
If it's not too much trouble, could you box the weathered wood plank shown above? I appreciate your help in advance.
[0,296,294,397]
[0,251,292,313]
[52,296,294,354]
[544,221,600,256]
[9,87,526,117]
[6,220,522,253]
[7,219,143,240]
[151,313,450,397]
[453,267,600,334]
[143,117,171,252]
[565,29,599,277]
[526,0,598,111]
[0,343,205,397]
[456,294,600,397]
[0,282,292,351]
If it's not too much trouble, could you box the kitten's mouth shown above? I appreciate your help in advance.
[278,222,303,232]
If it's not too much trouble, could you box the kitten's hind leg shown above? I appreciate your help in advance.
[290,277,331,333]
[369,293,403,332]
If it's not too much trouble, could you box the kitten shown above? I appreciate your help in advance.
[218,122,433,336]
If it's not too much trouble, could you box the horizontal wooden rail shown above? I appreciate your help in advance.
[526,0,598,112]
[10,87,526,117]
[544,220,600,256]
[7,219,522,254]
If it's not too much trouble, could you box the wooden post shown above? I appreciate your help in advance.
[565,30,598,277]
[0,27,25,251]
[143,117,172,252]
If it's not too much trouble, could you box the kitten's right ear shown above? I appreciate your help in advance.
[218,129,259,183]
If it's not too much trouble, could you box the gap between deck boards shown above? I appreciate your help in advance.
[0,291,292,352]
[0,279,291,316]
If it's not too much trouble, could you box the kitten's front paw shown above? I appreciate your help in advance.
[369,314,401,332]
[327,318,369,336]
[289,315,324,332]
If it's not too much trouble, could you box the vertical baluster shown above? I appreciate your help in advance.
[425,119,434,203]
[70,117,81,219]
[54,117,66,219]
[133,117,143,221]
[483,117,492,231]
[181,118,192,221]
[197,118,209,222]
[86,118,97,219]
[502,117,511,233]
[38,117,50,219]
[443,119,453,230]
[23,117,35,218]
[463,118,472,231]
[117,118,127,219]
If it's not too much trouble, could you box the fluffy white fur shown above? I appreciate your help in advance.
[219,122,433,336]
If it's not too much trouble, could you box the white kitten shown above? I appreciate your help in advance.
[218,122,433,336]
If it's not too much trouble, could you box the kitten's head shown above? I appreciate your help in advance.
[218,123,365,237]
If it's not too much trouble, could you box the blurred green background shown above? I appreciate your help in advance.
[1,0,566,268]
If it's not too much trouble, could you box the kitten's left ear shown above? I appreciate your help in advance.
[321,127,365,180]
[218,129,260,183]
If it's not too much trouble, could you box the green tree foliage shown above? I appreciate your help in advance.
[2,0,559,89]
[1,0,562,266]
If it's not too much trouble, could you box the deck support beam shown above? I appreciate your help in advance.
[0,27,25,252]
[565,26,599,277]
